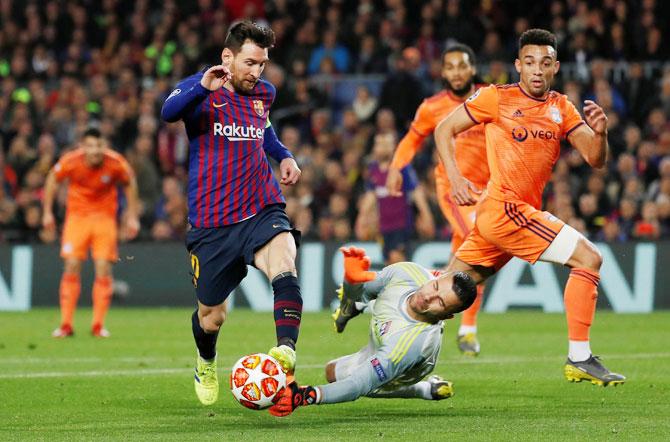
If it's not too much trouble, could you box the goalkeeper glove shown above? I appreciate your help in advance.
[268,382,318,417]
[340,246,376,283]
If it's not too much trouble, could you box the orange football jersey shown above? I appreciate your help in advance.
[53,148,133,217]
[463,84,584,209]
[391,87,489,189]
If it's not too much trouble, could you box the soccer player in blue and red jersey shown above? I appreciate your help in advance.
[161,21,303,406]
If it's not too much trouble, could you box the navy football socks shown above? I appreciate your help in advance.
[191,309,218,360]
[272,274,302,349]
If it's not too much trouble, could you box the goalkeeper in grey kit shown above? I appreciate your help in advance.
[269,246,476,417]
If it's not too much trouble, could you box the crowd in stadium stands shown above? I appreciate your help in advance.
[1,0,670,245]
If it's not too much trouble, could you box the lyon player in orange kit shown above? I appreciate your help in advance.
[386,44,489,356]
[435,29,624,385]
[43,128,140,338]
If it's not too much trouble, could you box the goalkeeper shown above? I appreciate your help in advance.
[269,246,476,417]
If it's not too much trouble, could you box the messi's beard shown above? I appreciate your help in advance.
[230,76,257,95]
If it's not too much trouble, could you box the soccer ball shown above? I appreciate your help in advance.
[230,353,287,410]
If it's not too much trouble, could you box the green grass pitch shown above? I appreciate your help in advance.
[1,308,669,441]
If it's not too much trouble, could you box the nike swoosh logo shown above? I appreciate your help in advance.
[212,102,227,108]
[272,224,282,228]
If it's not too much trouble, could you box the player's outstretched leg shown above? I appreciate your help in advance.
[456,285,484,356]
[564,355,625,386]
[332,285,363,333]
[268,345,296,379]
[268,271,302,376]
[427,375,455,400]
[191,309,220,405]
[194,354,218,405]
[366,375,454,400]
[554,230,625,386]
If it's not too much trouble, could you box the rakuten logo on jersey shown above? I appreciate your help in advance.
[213,122,263,141]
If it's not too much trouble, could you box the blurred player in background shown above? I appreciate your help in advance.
[269,246,476,417]
[384,44,489,356]
[161,21,302,406]
[43,128,139,338]
[435,29,625,386]
[355,132,434,265]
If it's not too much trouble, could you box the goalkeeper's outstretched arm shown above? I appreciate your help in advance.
[341,265,393,303]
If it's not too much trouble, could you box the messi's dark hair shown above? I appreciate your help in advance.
[442,43,477,66]
[518,28,557,52]
[224,21,275,53]
[451,272,477,313]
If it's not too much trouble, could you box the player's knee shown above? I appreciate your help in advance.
[269,257,297,280]
[200,308,226,333]
[387,249,406,265]
[94,261,113,277]
[573,239,603,271]
[586,248,603,272]
[325,361,337,383]
[64,260,82,274]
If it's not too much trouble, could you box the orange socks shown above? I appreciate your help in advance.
[59,272,81,327]
[460,285,484,328]
[564,268,600,341]
[92,276,113,328]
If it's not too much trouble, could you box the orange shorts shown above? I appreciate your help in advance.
[435,176,479,253]
[455,196,565,269]
[61,214,118,261]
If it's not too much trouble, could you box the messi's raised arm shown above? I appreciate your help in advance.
[566,100,609,169]
[161,75,213,123]
[434,105,480,206]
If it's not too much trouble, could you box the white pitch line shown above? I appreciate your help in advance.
[0,353,668,380]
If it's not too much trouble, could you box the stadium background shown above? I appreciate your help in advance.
[1,0,669,311]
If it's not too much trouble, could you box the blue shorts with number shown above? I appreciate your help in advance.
[186,204,300,306]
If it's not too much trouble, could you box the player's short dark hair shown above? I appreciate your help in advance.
[518,29,557,53]
[451,272,477,312]
[442,43,477,66]
[82,127,102,139]
[224,21,275,53]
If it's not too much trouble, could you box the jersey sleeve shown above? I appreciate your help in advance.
[341,264,394,304]
[462,85,499,124]
[52,154,75,181]
[160,73,211,123]
[316,324,430,404]
[391,101,433,170]
[561,96,586,138]
[263,120,294,163]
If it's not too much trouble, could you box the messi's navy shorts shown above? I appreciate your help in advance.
[185,204,301,306]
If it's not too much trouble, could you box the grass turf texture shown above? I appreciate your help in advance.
[1,308,669,441]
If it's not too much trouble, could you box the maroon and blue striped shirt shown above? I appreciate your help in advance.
[161,73,285,227]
